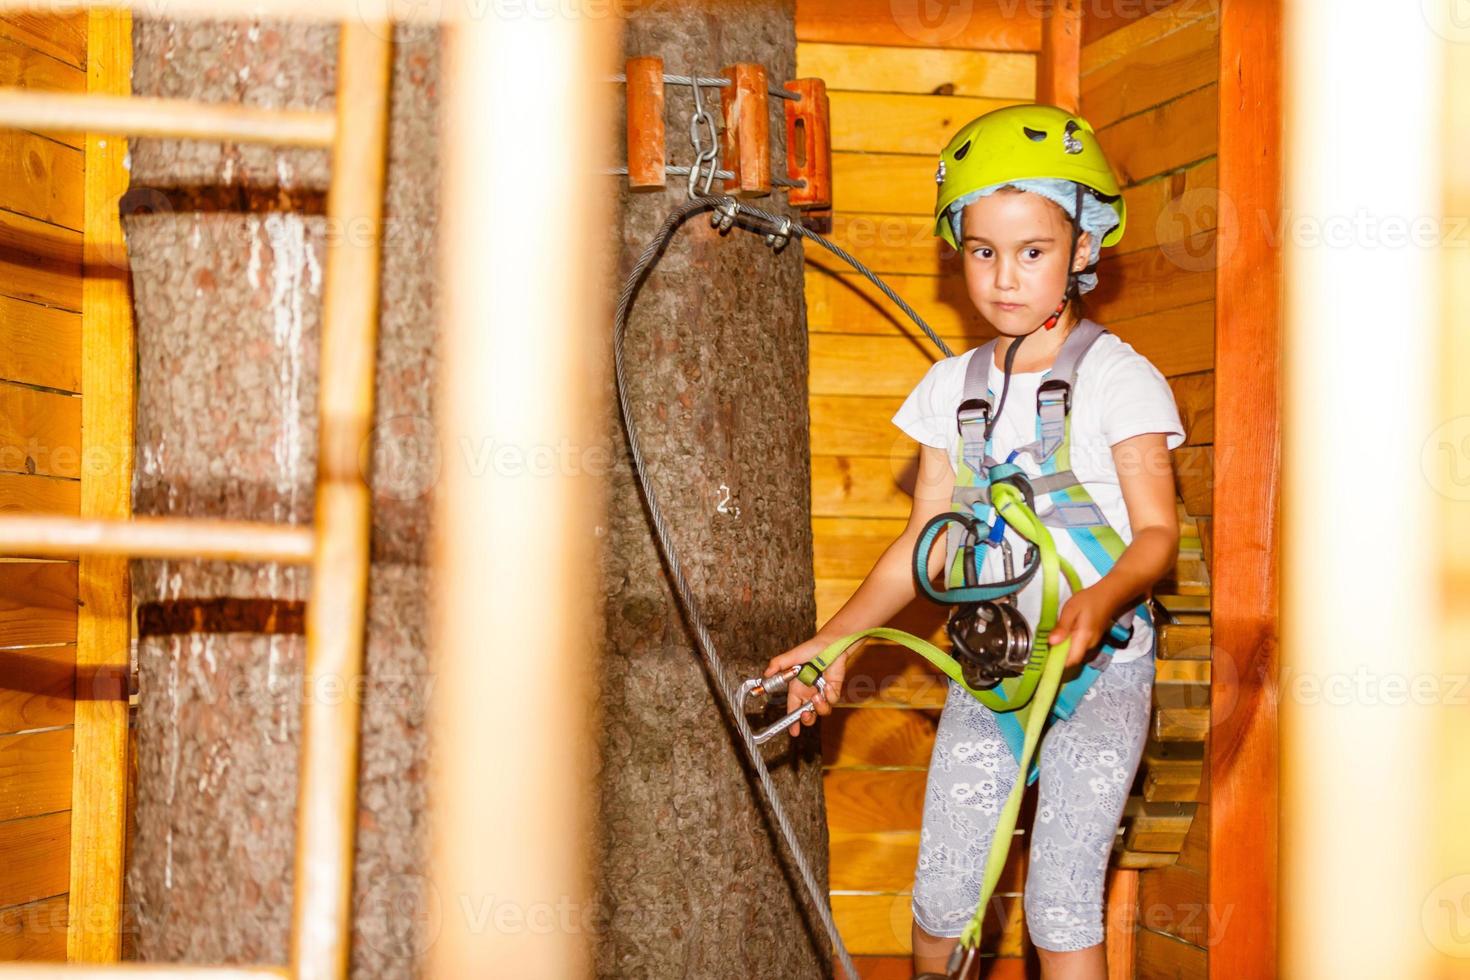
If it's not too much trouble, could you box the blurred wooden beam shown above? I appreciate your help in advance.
[1038,0,1082,111]
[1211,0,1282,976]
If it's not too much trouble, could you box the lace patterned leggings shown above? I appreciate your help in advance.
[910,654,1155,951]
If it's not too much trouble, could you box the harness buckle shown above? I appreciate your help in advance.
[955,397,991,433]
[1036,378,1072,415]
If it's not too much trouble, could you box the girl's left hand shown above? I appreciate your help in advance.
[1050,587,1114,669]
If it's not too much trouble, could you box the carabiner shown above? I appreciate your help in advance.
[913,940,981,980]
[739,665,828,744]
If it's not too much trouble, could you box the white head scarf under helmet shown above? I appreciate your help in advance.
[945,177,1121,295]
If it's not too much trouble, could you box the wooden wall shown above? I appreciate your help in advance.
[1081,3,1218,977]
[0,11,133,963]
[798,0,1220,975]
[797,2,1038,973]
[0,11,89,962]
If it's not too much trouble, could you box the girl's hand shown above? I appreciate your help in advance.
[763,637,849,737]
[1049,587,1113,669]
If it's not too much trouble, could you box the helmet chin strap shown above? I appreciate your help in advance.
[985,184,1092,442]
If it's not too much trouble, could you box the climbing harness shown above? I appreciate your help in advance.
[613,90,1140,977]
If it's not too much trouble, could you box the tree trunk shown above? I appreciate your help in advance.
[594,3,830,978]
[123,19,441,975]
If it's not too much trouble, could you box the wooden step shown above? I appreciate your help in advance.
[0,514,314,564]
[0,89,335,146]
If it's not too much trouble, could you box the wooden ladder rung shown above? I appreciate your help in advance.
[0,90,336,148]
[0,514,314,563]
[0,966,290,978]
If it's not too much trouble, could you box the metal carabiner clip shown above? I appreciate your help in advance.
[738,665,828,744]
[913,940,982,980]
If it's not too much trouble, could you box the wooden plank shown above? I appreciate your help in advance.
[1177,801,1208,873]
[810,396,913,457]
[0,560,76,648]
[1081,14,1219,130]
[0,33,86,149]
[0,892,67,960]
[811,334,955,398]
[1111,159,1218,260]
[832,892,1024,957]
[1143,760,1203,803]
[831,151,937,215]
[805,266,986,337]
[0,728,72,821]
[1211,1,1281,975]
[1104,866,1139,980]
[68,10,132,963]
[812,455,916,521]
[830,830,919,893]
[1173,445,1212,516]
[841,641,949,710]
[796,0,1042,52]
[1154,707,1208,743]
[828,91,1022,155]
[1153,659,1210,709]
[803,212,961,279]
[1096,84,1218,187]
[0,209,82,311]
[813,516,906,579]
[831,829,1028,895]
[1106,300,1214,378]
[796,43,1035,98]
[1089,235,1216,326]
[1136,926,1207,979]
[0,131,83,231]
[1157,623,1211,660]
[849,955,918,979]
[1037,0,1083,112]
[1124,802,1197,853]
[0,644,74,734]
[0,809,69,908]
[1156,594,1209,618]
[1081,0,1217,74]
[0,34,86,93]
[816,579,947,647]
[822,705,939,769]
[1137,863,1209,946]
[0,294,81,393]
[0,473,80,516]
[825,769,928,833]
[1169,372,1215,445]
[0,14,86,69]
[0,383,82,479]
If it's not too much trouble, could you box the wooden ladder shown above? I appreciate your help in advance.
[0,17,392,980]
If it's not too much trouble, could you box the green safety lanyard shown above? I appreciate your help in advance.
[795,483,1081,951]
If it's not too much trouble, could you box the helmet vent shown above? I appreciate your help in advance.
[1063,119,1084,154]
[1022,126,1047,142]
[952,139,971,160]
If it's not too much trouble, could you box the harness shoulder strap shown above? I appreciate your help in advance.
[1032,318,1108,462]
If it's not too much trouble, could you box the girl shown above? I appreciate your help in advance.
[764,105,1185,979]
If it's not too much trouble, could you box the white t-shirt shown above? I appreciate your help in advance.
[890,330,1186,663]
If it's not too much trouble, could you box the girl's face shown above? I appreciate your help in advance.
[957,189,1091,337]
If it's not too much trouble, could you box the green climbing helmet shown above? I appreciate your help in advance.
[932,103,1126,252]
